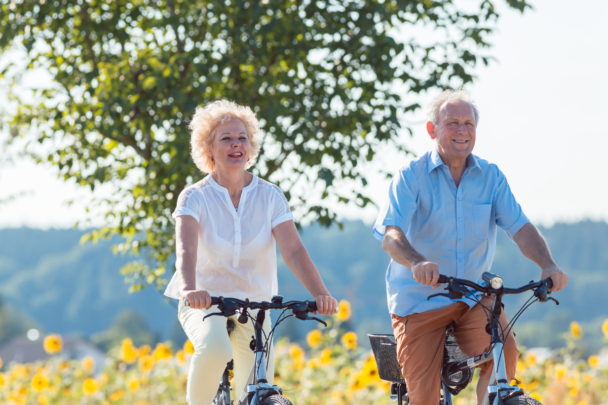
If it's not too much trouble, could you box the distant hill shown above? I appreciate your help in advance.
[0,221,607,351]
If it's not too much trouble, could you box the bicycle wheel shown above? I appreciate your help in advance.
[261,394,293,405]
[503,395,542,405]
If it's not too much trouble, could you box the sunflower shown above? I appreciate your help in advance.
[153,343,173,360]
[0,372,5,387]
[139,344,151,356]
[82,356,95,373]
[138,354,155,373]
[588,355,599,369]
[120,338,139,364]
[109,390,125,402]
[336,300,351,322]
[570,322,582,340]
[306,329,323,348]
[602,319,608,339]
[183,340,195,355]
[43,334,63,354]
[32,373,50,391]
[341,332,357,350]
[83,378,99,395]
[176,350,186,365]
[128,377,140,392]
[37,394,49,405]
[319,349,332,365]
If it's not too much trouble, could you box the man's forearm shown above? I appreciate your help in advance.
[383,225,427,268]
[512,223,556,270]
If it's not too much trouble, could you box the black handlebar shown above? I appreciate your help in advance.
[437,274,553,294]
[209,296,318,312]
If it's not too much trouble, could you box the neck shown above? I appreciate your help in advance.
[212,169,252,198]
[436,148,469,186]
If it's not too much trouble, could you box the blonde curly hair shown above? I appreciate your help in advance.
[188,99,261,173]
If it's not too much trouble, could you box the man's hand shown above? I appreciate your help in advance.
[182,290,212,309]
[540,265,568,292]
[412,261,441,289]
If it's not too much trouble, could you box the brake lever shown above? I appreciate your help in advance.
[203,310,235,321]
[308,316,328,327]
[549,297,559,305]
[428,293,450,300]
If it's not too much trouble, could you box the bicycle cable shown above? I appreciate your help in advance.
[494,296,539,373]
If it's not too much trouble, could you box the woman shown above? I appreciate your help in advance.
[164,99,338,405]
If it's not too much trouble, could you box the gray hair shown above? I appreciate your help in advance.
[427,89,479,126]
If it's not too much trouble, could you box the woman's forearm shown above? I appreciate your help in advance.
[283,245,331,298]
[175,216,200,294]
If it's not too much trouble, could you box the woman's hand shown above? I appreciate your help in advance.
[314,294,338,316]
[182,290,212,309]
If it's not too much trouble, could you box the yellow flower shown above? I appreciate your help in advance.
[306,329,323,348]
[577,401,589,405]
[83,378,99,395]
[184,340,195,355]
[99,373,109,385]
[602,319,608,338]
[569,387,578,397]
[289,345,305,361]
[82,356,95,373]
[109,390,125,402]
[306,358,320,369]
[555,364,567,382]
[120,338,139,364]
[583,373,592,383]
[570,322,582,340]
[128,377,140,392]
[153,342,172,360]
[43,334,63,354]
[0,372,5,387]
[8,390,27,405]
[37,394,49,405]
[361,358,381,383]
[349,375,365,391]
[32,373,50,391]
[342,331,358,350]
[525,352,537,366]
[138,354,155,373]
[337,300,351,322]
[588,355,599,369]
[529,392,542,402]
[176,350,186,364]
[139,344,151,356]
[319,348,332,365]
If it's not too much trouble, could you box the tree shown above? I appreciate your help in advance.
[0,0,529,291]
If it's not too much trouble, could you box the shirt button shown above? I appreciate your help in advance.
[458,217,462,221]
[459,238,463,242]
[458,197,462,201]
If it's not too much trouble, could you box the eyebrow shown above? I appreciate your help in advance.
[221,132,248,136]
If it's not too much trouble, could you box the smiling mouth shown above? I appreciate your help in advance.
[453,140,468,144]
[228,152,243,157]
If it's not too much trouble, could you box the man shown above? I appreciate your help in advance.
[372,89,568,405]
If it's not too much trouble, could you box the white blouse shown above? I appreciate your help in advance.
[163,174,293,301]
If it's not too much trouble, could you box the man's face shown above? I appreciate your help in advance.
[427,101,476,163]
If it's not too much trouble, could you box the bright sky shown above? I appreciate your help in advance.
[1,0,607,229]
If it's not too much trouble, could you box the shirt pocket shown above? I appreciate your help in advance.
[473,204,492,238]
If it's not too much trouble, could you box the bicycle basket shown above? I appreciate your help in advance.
[368,334,405,383]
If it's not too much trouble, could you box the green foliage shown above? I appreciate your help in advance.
[0,294,34,346]
[0,0,530,290]
[91,310,158,351]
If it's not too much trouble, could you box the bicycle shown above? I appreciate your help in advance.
[186,295,326,405]
[369,271,559,405]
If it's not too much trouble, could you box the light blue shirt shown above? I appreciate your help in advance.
[373,149,529,317]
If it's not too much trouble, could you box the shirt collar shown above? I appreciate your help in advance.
[207,173,258,193]
[427,148,481,173]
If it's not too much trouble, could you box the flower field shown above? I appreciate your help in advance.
[0,301,607,405]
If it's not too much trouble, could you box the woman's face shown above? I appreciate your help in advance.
[209,119,251,173]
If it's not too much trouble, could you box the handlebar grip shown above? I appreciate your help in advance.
[184,297,220,307]
[544,278,554,290]
[438,275,449,284]
[308,301,318,312]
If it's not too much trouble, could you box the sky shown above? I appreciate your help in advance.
[1,0,607,229]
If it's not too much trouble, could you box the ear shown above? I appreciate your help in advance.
[427,121,437,140]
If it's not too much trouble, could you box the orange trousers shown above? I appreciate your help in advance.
[391,297,520,405]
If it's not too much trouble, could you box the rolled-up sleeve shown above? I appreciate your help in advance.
[493,168,529,239]
[372,170,418,240]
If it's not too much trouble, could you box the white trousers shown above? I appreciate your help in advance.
[178,299,275,405]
